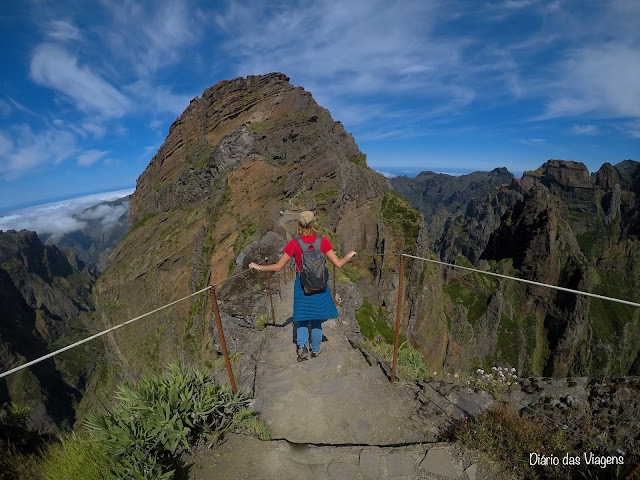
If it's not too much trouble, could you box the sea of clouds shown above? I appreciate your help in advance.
[0,188,134,241]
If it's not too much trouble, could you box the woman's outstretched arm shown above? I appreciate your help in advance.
[325,250,356,269]
[249,253,291,272]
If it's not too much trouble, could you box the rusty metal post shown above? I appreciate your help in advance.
[277,270,282,301]
[391,254,405,384]
[209,287,237,394]
[266,272,276,324]
[332,263,336,302]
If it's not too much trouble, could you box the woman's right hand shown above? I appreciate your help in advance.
[249,262,261,271]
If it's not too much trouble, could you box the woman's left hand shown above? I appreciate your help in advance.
[249,262,261,271]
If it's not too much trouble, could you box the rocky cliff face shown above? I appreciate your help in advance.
[390,168,514,249]
[0,230,102,431]
[95,73,423,384]
[400,159,640,378]
[94,72,637,394]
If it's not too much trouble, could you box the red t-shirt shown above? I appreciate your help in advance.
[283,236,332,271]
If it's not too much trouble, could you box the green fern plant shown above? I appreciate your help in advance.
[85,360,250,479]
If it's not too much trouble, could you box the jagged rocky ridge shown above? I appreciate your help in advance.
[392,159,640,379]
[94,73,424,387]
[94,72,638,390]
[0,230,102,431]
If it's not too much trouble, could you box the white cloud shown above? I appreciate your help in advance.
[542,44,640,120]
[0,99,10,116]
[30,43,131,117]
[45,20,81,41]
[0,125,78,179]
[518,138,547,145]
[8,98,38,117]
[124,81,194,116]
[77,202,129,226]
[0,189,134,241]
[77,150,109,166]
[100,0,204,78]
[571,124,599,135]
[215,1,478,134]
[377,171,397,179]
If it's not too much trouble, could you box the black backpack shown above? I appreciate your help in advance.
[296,237,328,294]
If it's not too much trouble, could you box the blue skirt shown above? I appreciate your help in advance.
[292,273,338,322]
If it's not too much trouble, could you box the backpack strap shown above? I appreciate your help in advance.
[311,236,322,252]
[295,236,322,253]
[295,237,309,252]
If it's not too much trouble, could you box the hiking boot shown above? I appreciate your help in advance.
[311,345,323,358]
[297,346,309,362]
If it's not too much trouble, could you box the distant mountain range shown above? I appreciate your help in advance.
[1,72,637,439]
[390,159,640,378]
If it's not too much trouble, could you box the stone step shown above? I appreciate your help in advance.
[187,434,497,480]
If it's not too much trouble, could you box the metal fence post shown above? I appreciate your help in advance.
[209,287,237,394]
[332,263,336,302]
[266,272,276,324]
[277,270,283,301]
[391,254,404,384]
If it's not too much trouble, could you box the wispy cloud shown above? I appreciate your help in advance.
[0,189,133,241]
[0,99,10,116]
[8,97,38,117]
[77,150,109,166]
[541,45,640,120]
[0,125,78,179]
[377,171,397,179]
[215,1,479,135]
[30,43,131,117]
[571,124,599,135]
[519,138,547,145]
[44,19,81,41]
[99,0,205,78]
[124,81,194,117]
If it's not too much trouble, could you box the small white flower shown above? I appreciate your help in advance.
[492,366,497,370]
[433,371,437,375]
[454,373,459,378]
[511,367,516,372]
[507,382,511,385]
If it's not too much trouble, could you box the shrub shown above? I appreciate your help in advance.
[38,432,113,480]
[452,403,622,479]
[1,402,42,480]
[85,361,251,479]
[359,338,428,381]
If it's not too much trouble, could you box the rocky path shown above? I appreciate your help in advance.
[187,282,498,479]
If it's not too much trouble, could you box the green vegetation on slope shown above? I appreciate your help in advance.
[453,403,624,479]
[356,298,402,344]
[355,298,428,381]
[381,190,422,251]
[36,361,263,480]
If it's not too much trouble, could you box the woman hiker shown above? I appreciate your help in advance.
[249,211,356,362]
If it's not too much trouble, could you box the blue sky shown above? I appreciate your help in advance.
[1,0,639,211]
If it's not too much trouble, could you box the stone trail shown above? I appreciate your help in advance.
[188,279,498,479]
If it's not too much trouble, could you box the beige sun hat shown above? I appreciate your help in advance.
[298,210,315,226]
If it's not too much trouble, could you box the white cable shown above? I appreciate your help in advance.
[0,286,212,379]
[0,253,281,380]
[402,253,640,308]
